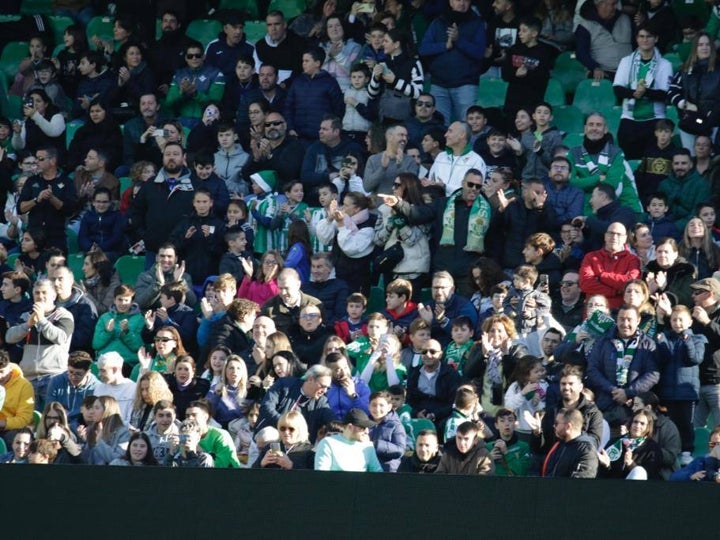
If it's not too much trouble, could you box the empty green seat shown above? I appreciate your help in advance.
[114,255,145,285]
[572,79,616,115]
[66,119,84,147]
[268,0,308,20]
[1,41,29,81]
[48,15,74,46]
[604,106,622,137]
[553,105,585,135]
[186,19,223,48]
[244,20,266,43]
[86,16,114,44]
[543,78,565,107]
[563,132,585,148]
[219,0,261,19]
[67,253,85,281]
[367,285,385,314]
[20,0,53,15]
[551,51,587,96]
[476,78,508,109]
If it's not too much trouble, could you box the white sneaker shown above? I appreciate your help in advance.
[680,451,693,466]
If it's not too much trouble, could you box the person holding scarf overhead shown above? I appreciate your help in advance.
[613,23,673,160]
[433,169,492,295]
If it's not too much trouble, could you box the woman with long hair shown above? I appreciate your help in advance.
[134,326,188,380]
[66,97,122,170]
[110,432,159,466]
[237,250,284,306]
[598,410,663,479]
[130,371,174,432]
[84,395,131,465]
[200,345,232,385]
[11,88,66,163]
[163,356,211,420]
[645,237,697,307]
[679,217,720,279]
[374,173,432,298]
[284,220,313,284]
[667,32,720,152]
[37,402,84,464]
[81,248,121,315]
[469,257,509,313]
[629,223,656,269]
[621,279,657,338]
[207,355,249,429]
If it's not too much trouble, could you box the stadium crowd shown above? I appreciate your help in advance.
[0,0,720,479]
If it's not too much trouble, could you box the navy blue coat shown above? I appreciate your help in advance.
[656,329,705,401]
[406,362,463,422]
[370,410,406,472]
[284,69,344,140]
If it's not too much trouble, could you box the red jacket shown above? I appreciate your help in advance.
[579,247,641,309]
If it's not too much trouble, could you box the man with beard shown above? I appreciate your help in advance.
[658,148,711,230]
[122,92,171,169]
[236,64,287,134]
[324,351,371,419]
[543,155,583,228]
[398,429,442,473]
[243,111,304,183]
[148,10,193,96]
[130,143,197,265]
[569,113,642,215]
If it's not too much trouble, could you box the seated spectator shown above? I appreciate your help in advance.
[398,429,442,473]
[144,400,180,464]
[66,99,122,171]
[163,357,211,421]
[659,148,712,231]
[109,431,159,466]
[314,408,383,472]
[206,355,249,430]
[72,50,115,120]
[598,410,663,479]
[82,395,131,465]
[134,243,198,311]
[0,270,33,363]
[107,41,156,123]
[436,421,494,475]
[80,250,121,316]
[0,428,33,464]
[46,351,98,427]
[576,184,639,252]
[129,371,173,433]
[184,399,240,467]
[261,268,323,334]
[417,271,478,347]
[487,408,533,476]
[94,352,137,423]
[0,349,35,443]
[542,407,599,478]
[254,410,314,470]
[301,253,350,325]
[670,425,720,481]
[170,418,215,468]
[324,351,371,419]
[368,390,406,472]
[78,190,125,264]
[237,251,283,307]
[287,304,332,369]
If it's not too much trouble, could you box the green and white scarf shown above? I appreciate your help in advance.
[613,335,639,387]
[439,189,491,253]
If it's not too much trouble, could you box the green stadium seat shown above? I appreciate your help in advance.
[2,95,23,121]
[20,0,53,15]
[66,228,79,254]
[119,176,133,194]
[244,20,266,43]
[663,52,682,73]
[550,51,587,96]
[186,19,223,48]
[66,120,84,147]
[67,253,85,281]
[563,132,584,148]
[552,105,585,135]
[48,15,74,46]
[572,79,616,115]
[268,0,308,20]
[1,41,29,81]
[0,437,6,454]
[420,287,432,305]
[605,106,622,136]
[543,78,565,107]
[367,285,385,314]
[476,78,508,109]
[693,427,710,457]
[0,15,21,23]
[7,253,19,269]
[86,16,114,44]
[114,255,145,285]
[219,0,261,19]
[32,409,42,428]
[666,105,679,129]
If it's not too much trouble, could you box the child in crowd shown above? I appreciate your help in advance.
[399,318,431,370]
[487,408,533,477]
[466,105,492,149]
[342,63,375,145]
[445,316,475,374]
[170,419,214,467]
[53,24,86,99]
[644,192,681,244]
[635,119,677,201]
[28,59,71,114]
[478,283,511,327]
[505,265,552,336]
[10,34,49,97]
[78,187,126,260]
[444,385,481,442]
[476,128,522,177]
[284,220,312,283]
[383,279,418,344]
[143,281,198,357]
[420,127,444,169]
[214,122,250,197]
[247,170,279,257]
[169,188,225,288]
[369,390,406,473]
[305,182,338,253]
[191,151,231,218]
[0,117,14,157]
[346,312,388,369]
[519,102,562,180]
[503,356,548,440]
[388,384,415,451]
[270,180,308,253]
[229,401,260,467]
[334,292,368,343]
[656,304,706,464]
[358,22,387,67]
[225,199,254,252]
[218,227,252,283]
[696,202,720,244]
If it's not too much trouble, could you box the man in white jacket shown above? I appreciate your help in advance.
[428,121,486,195]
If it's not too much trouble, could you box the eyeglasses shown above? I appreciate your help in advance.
[551,164,569,170]
[416,101,434,107]
[68,369,86,378]
[465,181,483,190]
[560,281,578,287]
[421,349,442,355]
[264,120,284,127]
[248,110,263,115]
[392,182,402,189]
[300,313,320,320]
[263,260,278,266]
[279,426,296,433]
[154,337,175,343]
[186,53,203,59]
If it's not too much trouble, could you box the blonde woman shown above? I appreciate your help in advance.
[83,395,131,465]
[130,371,173,432]
[207,355,249,429]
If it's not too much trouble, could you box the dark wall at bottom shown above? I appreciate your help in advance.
[3,466,716,539]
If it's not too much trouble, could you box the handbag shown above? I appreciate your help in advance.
[373,242,404,274]
[679,109,712,136]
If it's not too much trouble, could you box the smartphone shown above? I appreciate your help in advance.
[178,433,188,444]
[358,2,375,13]
[270,441,282,455]
[153,129,168,138]
[539,274,549,288]
[23,98,34,109]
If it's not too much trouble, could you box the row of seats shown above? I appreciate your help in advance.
[7,250,145,283]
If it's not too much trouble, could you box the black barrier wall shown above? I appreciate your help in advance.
[2,466,717,539]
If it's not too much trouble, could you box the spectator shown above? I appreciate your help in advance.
[243,111,305,185]
[613,23,673,160]
[658,148,712,231]
[575,184,637,252]
[163,357,211,421]
[398,429,442,473]
[321,16,361,92]
[92,284,147,370]
[129,371,173,432]
[72,50,115,120]
[542,408,598,478]
[236,64,288,136]
[208,299,258,359]
[301,253,350,325]
[78,191,126,263]
[419,0,486,122]
[121,93,171,169]
[324,351,371,419]
[108,41,156,122]
[368,390,406,472]
[94,352,137,423]
[253,11,307,84]
[436,421,494,475]
[598,410,663,479]
[418,271,478,347]
[428,122,487,195]
[406,339,462,424]
[205,12,256,82]
[66,99,123,172]
[254,410,315,470]
[314,407,383,472]
[575,0,632,80]
[579,222,642,309]
[0,349,34,444]
[73,151,120,212]
[404,92,447,148]
[5,278,73,409]
[364,125,419,195]
[284,46,344,145]
[148,10,193,95]
[184,399,239,467]
[543,156,584,228]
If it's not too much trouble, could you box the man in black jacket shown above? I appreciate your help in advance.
[209,298,258,362]
[690,278,720,430]
[398,430,442,473]
[542,407,598,478]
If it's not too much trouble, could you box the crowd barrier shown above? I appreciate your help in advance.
[2,466,716,538]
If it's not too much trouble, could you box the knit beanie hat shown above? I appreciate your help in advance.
[250,170,278,194]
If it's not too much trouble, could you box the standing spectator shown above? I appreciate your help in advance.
[148,11,193,96]
[542,408,598,478]
[613,23,673,160]
[236,64,288,135]
[321,16,361,92]
[121,93,171,170]
[428,122,486,195]
[5,278,73,409]
[543,156,584,228]
[71,51,115,120]
[301,253,350,325]
[419,0,486,122]
[66,99,123,172]
[50,266,98,354]
[12,90,67,167]
[284,46,344,145]
[108,41,156,122]
[134,242,198,310]
[253,11,307,84]
[575,0,633,80]
[165,41,226,128]
[364,125,419,195]
[205,11,255,82]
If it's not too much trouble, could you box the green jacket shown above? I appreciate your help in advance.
[658,168,711,230]
[92,305,145,365]
[487,437,532,477]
